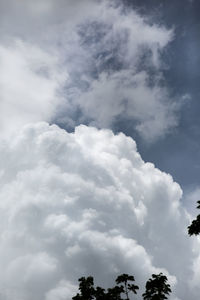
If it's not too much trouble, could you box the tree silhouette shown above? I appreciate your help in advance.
[142,273,171,300]
[72,276,95,300]
[72,273,173,300]
[107,285,124,300]
[115,274,139,300]
[94,286,106,300]
[72,274,139,300]
[188,200,200,236]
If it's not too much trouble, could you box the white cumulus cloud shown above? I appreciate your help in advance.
[0,122,198,300]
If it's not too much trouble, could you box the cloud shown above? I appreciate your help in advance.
[0,40,66,137]
[54,1,177,142]
[0,0,179,142]
[76,70,178,142]
[0,122,198,300]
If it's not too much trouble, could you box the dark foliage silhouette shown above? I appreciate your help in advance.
[72,276,95,300]
[107,285,124,300]
[188,200,200,236]
[142,273,171,300]
[95,286,107,300]
[72,273,139,300]
[72,273,172,300]
[115,274,139,300]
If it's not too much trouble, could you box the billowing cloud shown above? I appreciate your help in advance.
[0,122,198,300]
[0,40,66,137]
[0,0,179,142]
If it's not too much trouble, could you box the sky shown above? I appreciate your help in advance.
[0,0,200,299]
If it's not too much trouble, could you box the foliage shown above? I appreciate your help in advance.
[72,273,139,300]
[188,200,200,236]
[72,276,95,300]
[115,274,139,300]
[142,273,171,300]
[72,273,173,300]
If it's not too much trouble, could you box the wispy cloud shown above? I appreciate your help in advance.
[0,0,179,142]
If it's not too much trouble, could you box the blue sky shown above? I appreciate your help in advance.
[128,0,200,191]
[0,1,200,300]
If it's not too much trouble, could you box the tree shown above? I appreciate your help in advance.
[94,286,106,300]
[188,200,200,236]
[142,273,171,300]
[72,274,139,300]
[107,285,124,300]
[115,274,139,300]
[72,276,95,300]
